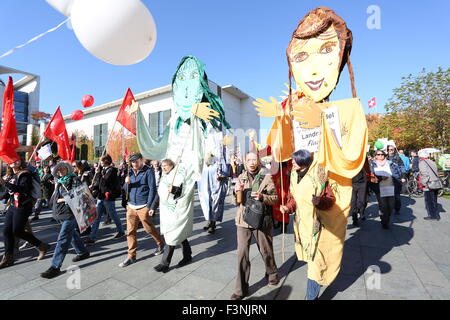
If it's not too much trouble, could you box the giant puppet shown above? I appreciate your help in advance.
[254,7,368,289]
[136,55,230,246]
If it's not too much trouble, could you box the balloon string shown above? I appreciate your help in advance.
[0,18,71,59]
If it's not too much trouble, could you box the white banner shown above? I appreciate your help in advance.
[293,107,342,153]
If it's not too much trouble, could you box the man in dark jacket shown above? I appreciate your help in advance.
[85,154,124,245]
[41,162,90,279]
[387,145,406,215]
[350,158,370,227]
[118,153,165,267]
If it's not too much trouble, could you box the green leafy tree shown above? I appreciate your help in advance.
[384,67,450,150]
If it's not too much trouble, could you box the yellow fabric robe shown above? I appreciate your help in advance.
[292,98,368,286]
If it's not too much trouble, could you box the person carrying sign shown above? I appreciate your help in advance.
[41,162,90,279]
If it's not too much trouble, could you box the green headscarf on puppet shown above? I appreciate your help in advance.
[172,55,231,134]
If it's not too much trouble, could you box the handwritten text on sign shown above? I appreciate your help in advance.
[293,107,342,153]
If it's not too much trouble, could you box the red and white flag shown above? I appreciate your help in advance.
[44,106,71,161]
[0,77,20,164]
[368,97,377,109]
[116,88,137,135]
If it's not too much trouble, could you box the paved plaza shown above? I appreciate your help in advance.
[0,193,449,300]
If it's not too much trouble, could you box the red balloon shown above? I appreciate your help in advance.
[71,109,84,121]
[82,95,94,108]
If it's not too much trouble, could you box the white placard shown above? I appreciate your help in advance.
[293,107,342,153]
[37,143,53,161]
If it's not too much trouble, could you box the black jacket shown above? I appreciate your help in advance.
[5,171,34,208]
[98,166,121,200]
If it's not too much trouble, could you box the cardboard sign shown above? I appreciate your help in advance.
[63,184,98,233]
[293,106,342,153]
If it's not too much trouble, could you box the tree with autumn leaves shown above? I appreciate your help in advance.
[368,67,449,151]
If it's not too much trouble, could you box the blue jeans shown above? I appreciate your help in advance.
[424,190,439,219]
[306,278,321,300]
[51,218,88,269]
[89,200,124,240]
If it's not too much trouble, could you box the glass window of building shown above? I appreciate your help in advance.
[94,123,108,158]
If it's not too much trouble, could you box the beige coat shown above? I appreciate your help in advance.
[234,168,278,228]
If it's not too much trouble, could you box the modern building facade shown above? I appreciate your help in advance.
[0,65,40,146]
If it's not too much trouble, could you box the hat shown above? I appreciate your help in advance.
[51,161,73,177]
[129,152,143,161]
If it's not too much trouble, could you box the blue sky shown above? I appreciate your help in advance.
[1,0,449,134]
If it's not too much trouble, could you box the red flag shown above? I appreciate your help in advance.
[368,97,376,109]
[0,77,20,164]
[116,88,136,135]
[44,106,71,161]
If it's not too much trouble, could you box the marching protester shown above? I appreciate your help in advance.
[41,162,90,279]
[350,157,370,227]
[280,150,314,219]
[85,154,125,245]
[370,150,402,229]
[198,148,230,234]
[386,144,406,215]
[119,152,165,267]
[419,150,442,221]
[0,159,51,269]
[73,161,94,187]
[230,152,279,300]
[410,150,420,173]
[41,165,55,209]
[153,159,192,273]
[151,160,162,188]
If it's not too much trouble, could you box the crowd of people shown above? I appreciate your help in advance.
[0,143,448,299]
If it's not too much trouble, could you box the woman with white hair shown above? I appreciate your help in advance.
[418,150,441,221]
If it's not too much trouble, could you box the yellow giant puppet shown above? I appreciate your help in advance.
[254,7,368,298]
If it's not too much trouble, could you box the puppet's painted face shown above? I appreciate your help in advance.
[173,58,203,121]
[289,26,341,102]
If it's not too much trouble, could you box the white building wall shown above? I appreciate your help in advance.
[16,77,40,124]
[64,81,259,158]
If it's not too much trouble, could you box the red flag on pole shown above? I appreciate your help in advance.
[0,77,20,164]
[368,97,377,109]
[44,106,71,161]
[116,88,137,135]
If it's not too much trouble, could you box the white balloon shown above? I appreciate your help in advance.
[46,0,75,17]
[47,0,157,65]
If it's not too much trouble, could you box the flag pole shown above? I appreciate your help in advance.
[27,134,46,162]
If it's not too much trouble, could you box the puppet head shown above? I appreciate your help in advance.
[171,55,231,133]
[173,57,203,121]
[286,7,356,102]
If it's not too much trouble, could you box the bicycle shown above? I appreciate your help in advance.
[406,171,424,198]
[437,171,450,197]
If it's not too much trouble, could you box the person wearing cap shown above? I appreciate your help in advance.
[119,152,165,267]
[41,162,90,278]
[386,144,406,215]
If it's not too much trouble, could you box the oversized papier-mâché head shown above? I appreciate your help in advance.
[286,7,356,102]
[172,55,231,132]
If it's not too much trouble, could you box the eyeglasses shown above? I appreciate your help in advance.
[376,153,385,156]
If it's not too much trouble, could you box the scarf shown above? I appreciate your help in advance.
[57,173,76,184]
[375,158,388,167]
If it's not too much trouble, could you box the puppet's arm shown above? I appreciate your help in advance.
[253,97,283,118]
